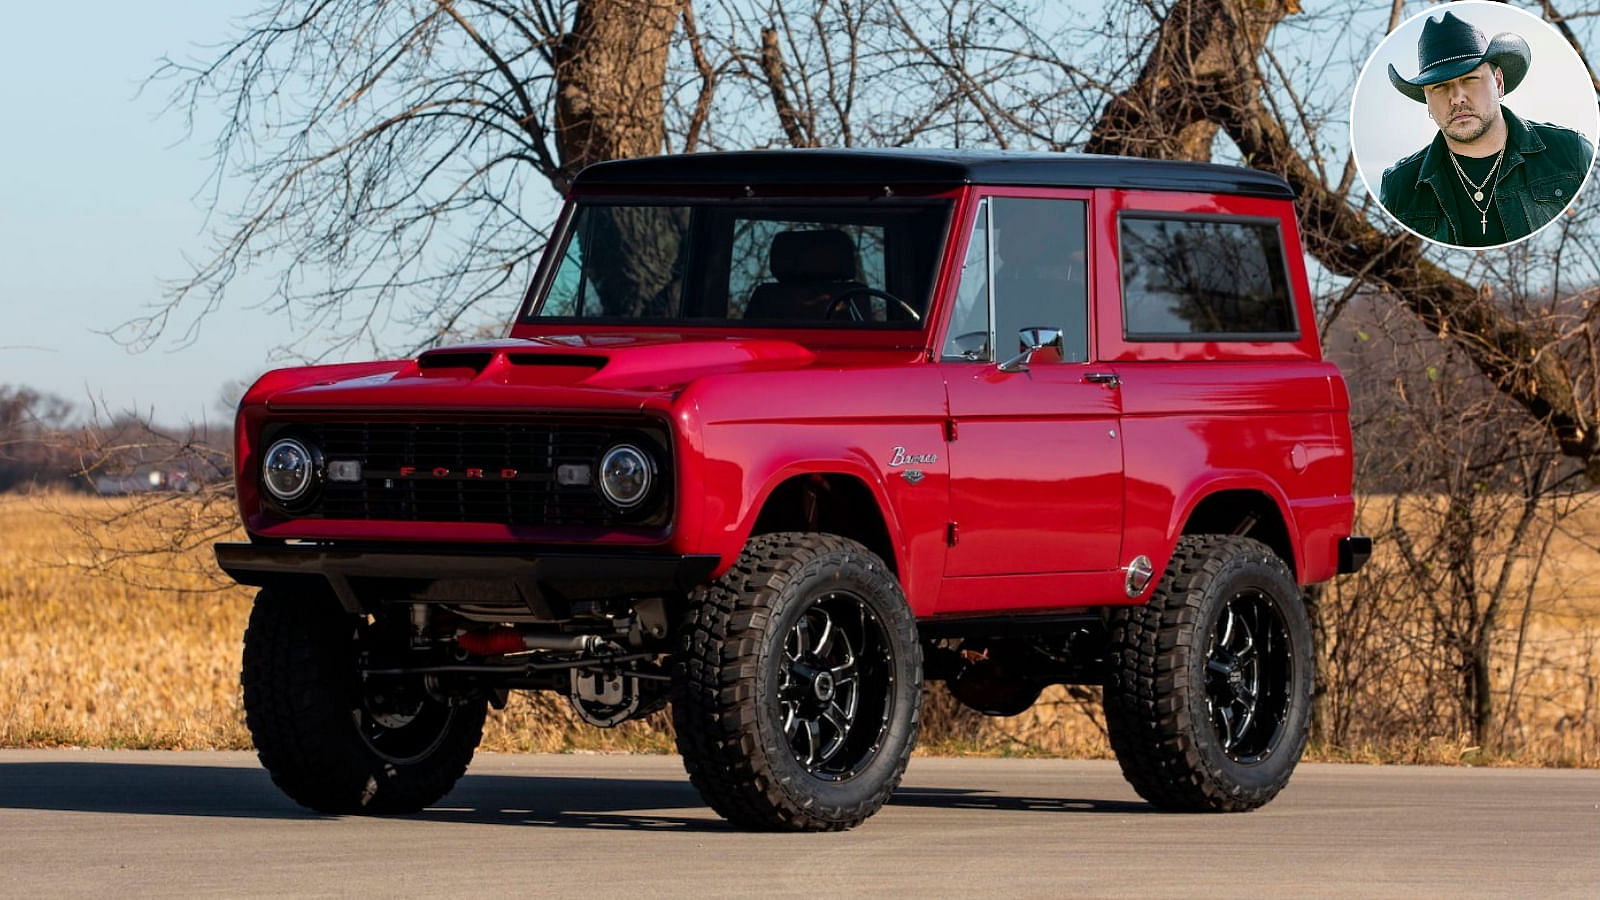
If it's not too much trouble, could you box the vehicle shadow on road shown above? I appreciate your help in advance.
[0,761,729,830]
[0,762,321,820]
[0,761,1153,828]
[425,772,727,831]
[891,787,1152,815]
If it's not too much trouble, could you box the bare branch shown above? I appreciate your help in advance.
[680,2,719,152]
[759,25,813,147]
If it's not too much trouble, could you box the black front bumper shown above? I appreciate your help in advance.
[215,542,720,615]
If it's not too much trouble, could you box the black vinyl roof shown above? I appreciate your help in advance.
[573,148,1294,199]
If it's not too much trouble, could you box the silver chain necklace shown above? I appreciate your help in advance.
[1448,145,1506,235]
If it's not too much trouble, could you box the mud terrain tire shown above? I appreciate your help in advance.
[1104,535,1312,812]
[242,588,486,814]
[672,533,922,831]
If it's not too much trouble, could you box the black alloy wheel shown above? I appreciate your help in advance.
[775,589,896,781]
[1103,534,1313,812]
[1204,587,1294,764]
[355,671,462,765]
[673,532,922,831]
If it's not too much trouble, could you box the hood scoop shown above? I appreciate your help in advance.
[349,336,815,395]
[508,353,609,370]
[411,347,608,384]
[416,350,494,375]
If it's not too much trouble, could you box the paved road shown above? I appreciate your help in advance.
[1,751,1596,897]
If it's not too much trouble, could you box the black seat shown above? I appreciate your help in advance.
[744,229,865,321]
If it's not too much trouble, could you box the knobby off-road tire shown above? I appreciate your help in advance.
[241,588,487,814]
[672,533,922,831]
[1103,535,1313,812]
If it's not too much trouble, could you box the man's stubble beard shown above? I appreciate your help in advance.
[1442,103,1501,147]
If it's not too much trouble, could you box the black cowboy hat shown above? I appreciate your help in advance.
[1388,10,1531,103]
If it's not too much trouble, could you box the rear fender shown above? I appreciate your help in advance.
[1164,474,1302,583]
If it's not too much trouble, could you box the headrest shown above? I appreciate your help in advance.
[769,229,858,282]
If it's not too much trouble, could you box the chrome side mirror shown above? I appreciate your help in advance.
[997,326,1062,373]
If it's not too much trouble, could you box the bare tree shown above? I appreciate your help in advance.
[704,0,1117,150]
[136,0,686,360]
[0,386,78,492]
[1318,282,1593,751]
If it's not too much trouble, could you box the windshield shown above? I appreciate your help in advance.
[525,200,951,327]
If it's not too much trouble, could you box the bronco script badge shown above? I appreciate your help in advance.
[887,446,938,467]
[888,446,937,484]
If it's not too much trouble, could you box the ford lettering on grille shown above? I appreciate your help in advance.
[393,466,522,479]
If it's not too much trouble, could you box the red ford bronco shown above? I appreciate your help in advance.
[216,150,1370,831]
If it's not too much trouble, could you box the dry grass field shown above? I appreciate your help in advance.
[0,493,679,754]
[1334,494,1600,767]
[0,494,254,749]
[1,492,1594,765]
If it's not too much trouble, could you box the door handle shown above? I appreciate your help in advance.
[1084,372,1121,388]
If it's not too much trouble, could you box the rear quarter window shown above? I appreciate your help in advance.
[1118,215,1298,341]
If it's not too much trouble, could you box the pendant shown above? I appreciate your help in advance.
[1481,211,1488,234]
[1473,190,1484,202]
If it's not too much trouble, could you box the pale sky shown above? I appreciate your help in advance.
[0,3,288,424]
[0,2,549,425]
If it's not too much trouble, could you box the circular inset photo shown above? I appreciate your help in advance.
[1351,1,1598,250]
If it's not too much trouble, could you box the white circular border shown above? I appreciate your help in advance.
[1350,0,1600,251]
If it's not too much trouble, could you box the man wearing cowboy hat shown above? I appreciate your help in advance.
[1379,9,1593,247]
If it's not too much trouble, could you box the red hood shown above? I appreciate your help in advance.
[259,335,818,411]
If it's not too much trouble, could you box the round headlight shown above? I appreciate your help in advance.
[598,444,654,509]
[262,438,317,502]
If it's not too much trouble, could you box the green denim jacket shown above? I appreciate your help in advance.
[1379,107,1594,245]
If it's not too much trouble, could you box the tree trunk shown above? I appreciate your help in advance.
[550,0,687,312]
[553,0,684,192]
[1084,0,1294,160]
[1470,638,1494,747]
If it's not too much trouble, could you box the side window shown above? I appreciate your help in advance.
[1119,216,1297,339]
[942,197,1089,362]
[992,198,1089,361]
[541,231,584,317]
[941,199,990,360]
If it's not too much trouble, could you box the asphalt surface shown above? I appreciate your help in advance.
[0,750,1595,898]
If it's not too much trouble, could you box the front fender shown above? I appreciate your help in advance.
[671,368,950,610]
[703,435,908,573]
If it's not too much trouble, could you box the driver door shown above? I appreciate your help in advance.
[937,193,1126,612]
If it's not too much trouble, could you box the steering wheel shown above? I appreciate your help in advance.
[946,330,990,360]
[824,287,922,323]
